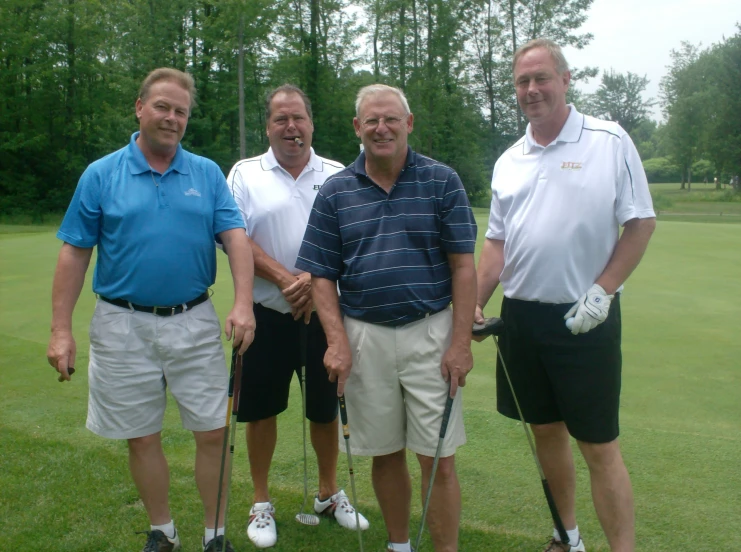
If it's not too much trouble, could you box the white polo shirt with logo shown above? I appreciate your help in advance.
[227,147,344,313]
[486,105,655,303]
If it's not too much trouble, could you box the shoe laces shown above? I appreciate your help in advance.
[249,503,275,527]
[204,535,234,552]
[137,530,169,552]
[333,491,356,515]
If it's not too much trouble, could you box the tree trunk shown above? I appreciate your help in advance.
[508,0,523,135]
[238,13,246,159]
[399,2,406,89]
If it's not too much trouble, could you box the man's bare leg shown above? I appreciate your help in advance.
[128,432,171,525]
[310,417,339,499]
[246,416,278,503]
[417,454,460,552]
[373,450,411,543]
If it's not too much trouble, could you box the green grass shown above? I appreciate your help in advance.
[1,221,740,551]
[650,183,741,222]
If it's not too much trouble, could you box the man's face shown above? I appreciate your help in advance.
[135,80,190,156]
[514,47,570,126]
[353,91,413,164]
[266,92,313,165]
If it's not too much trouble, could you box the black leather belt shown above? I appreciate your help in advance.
[99,291,210,317]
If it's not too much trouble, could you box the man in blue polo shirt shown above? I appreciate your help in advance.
[46,68,255,552]
[296,84,477,552]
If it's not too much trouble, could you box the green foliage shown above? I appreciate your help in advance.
[589,69,656,134]
[642,157,681,183]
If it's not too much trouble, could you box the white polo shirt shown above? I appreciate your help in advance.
[486,105,655,303]
[227,147,344,313]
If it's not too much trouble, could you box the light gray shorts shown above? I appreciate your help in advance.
[86,298,228,439]
[342,308,466,458]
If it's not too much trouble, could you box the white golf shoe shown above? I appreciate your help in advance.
[313,489,369,530]
[246,502,277,548]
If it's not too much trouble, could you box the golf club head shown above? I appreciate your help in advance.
[295,512,321,526]
[472,317,504,337]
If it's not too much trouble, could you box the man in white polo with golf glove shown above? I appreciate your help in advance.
[475,39,655,552]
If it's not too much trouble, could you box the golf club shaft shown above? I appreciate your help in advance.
[299,324,310,513]
[414,392,455,551]
[214,349,239,542]
[223,351,242,539]
[338,395,364,552]
[492,338,569,544]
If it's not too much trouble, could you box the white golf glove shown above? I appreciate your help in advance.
[564,283,614,335]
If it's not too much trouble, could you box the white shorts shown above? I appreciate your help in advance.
[342,308,466,458]
[86,298,228,439]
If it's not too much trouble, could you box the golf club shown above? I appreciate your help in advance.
[474,316,570,545]
[338,394,364,552]
[214,348,243,549]
[295,323,321,526]
[413,387,456,552]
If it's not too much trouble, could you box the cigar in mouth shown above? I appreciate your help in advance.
[293,137,305,147]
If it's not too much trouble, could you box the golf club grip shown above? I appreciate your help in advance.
[232,352,242,414]
[58,366,75,382]
[439,394,454,438]
[542,479,569,544]
[300,323,307,368]
[338,395,350,438]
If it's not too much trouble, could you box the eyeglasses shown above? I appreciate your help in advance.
[360,115,407,129]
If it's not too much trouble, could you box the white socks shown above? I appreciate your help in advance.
[553,526,581,544]
[388,541,412,552]
[151,520,176,539]
[205,526,225,542]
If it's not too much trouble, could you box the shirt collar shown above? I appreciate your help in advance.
[523,104,583,154]
[127,132,189,175]
[263,146,323,173]
[351,146,416,178]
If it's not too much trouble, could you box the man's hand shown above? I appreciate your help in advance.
[564,283,614,335]
[324,336,353,396]
[282,272,312,317]
[225,302,256,354]
[47,330,76,381]
[441,340,473,397]
[471,304,488,342]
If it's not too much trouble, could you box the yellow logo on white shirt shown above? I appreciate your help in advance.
[561,162,583,171]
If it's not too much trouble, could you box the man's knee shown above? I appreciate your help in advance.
[128,432,161,454]
[577,438,625,471]
[417,454,457,481]
[194,427,225,450]
[373,449,406,471]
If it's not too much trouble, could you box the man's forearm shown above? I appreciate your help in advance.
[221,229,255,306]
[248,237,298,290]
[51,244,93,332]
[596,217,656,295]
[312,276,347,346]
[476,238,505,310]
[449,253,477,344]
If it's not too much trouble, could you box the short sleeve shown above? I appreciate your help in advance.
[213,165,246,237]
[56,166,103,248]
[615,132,655,225]
[439,171,477,253]
[295,190,343,280]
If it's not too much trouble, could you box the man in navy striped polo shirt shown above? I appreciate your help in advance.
[296,84,477,552]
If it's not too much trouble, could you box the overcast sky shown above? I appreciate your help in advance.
[562,0,740,120]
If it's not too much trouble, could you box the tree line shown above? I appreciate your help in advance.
[1,1,738,218]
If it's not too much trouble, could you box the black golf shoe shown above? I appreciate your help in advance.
[139,529,181,552]
[543,537,586,551]
[203,535,236,552]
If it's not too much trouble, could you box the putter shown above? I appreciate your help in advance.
[338,394,364,552]
[295,323,321,526]
[413,388,456,552]
[474,316,570,545]
[214,348,243,549]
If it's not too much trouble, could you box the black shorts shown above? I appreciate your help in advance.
[237,303,338,424]
[496,295,622,443]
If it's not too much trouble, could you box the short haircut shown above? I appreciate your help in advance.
[512,39,570,76]
[138,68,197,111]
[355,84,411,118]
[265,84,313,121]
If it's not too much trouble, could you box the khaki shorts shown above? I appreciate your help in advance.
[342,308,466,458]
[86,298,228,439]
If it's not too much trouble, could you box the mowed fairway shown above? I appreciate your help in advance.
[1,217,739,551]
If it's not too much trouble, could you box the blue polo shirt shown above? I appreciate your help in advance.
[296,148,477,326]
[57,132,245,306]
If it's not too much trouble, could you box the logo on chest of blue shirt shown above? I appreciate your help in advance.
[184,188,202,197]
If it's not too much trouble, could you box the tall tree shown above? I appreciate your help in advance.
[591,69,656,134]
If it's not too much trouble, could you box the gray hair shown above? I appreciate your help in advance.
[513,39,570,76]
[265,84,313,121]
[355,84,410,117]
[139,68,197,111]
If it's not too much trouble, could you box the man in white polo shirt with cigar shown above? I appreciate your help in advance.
[226,84,368,549]
[475,39,655,552]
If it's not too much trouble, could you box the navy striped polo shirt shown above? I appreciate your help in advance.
[296,147,477,326]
